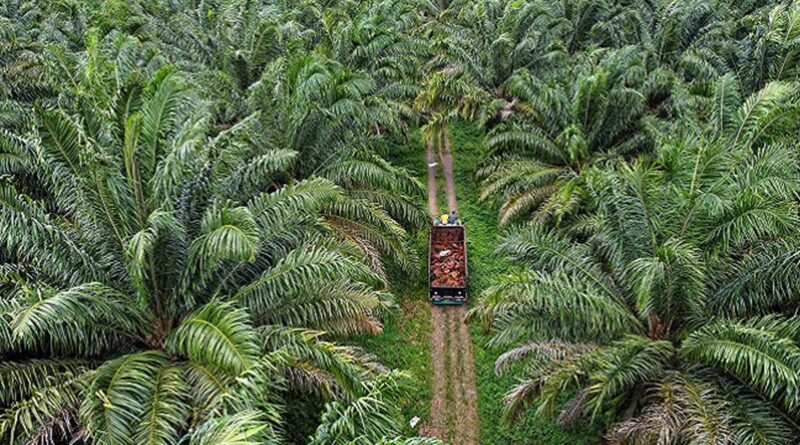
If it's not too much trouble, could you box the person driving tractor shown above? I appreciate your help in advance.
[450,210,459,225]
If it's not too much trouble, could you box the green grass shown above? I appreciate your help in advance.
[353,223,434,435]
[356,300,432,435]
[448,121,601,445]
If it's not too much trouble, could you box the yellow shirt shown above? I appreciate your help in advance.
[440,214,449,224]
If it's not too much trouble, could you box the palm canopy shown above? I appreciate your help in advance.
[0,32,422,444]
[472,97,800,441]
[478,47,654,226]
[433,1,550,94]
[8,0,800,443]
[109,1,430,253]
[126,0,430,276]
[250,52,427,274]
[474,0,800,228]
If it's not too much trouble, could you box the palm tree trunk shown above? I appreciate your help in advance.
[439,124,458,213]
[426,139,439,217]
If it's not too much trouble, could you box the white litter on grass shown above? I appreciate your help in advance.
[409,416,421,428]
[427,162,438,167]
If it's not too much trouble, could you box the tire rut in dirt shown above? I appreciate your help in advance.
[440,152,458,213]
[423,306,480,444]
[426,140,439,216]
[421,306,447,439]
[453,305,479,444]
[446,306,462,443]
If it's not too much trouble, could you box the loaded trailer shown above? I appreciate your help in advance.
[428,225,468,304]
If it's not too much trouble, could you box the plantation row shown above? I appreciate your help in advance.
[2,0,800,444]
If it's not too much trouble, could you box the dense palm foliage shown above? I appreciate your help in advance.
[471,0,800,443]
[5,0,800,443]
[479,49,651,226]
[0,1,438,444]
[476,0,800,227]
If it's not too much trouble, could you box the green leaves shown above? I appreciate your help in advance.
[135,364,191,445]
[479,92,800,437]
[0,359,94,406]
[0,367,87,445]
[81,351,171,445]
[479,49,649,226]
[10,283,144,355]
[584,336,674,418]
[249,177,342,231]
[0,44,418,440]
[125,210,186,306]
[189,410,273,445]
[236,246,380,316]
[606,372,732,445]
[139,75,188,184]
[681,316,800,412]
[167,302,260,376]
[710,74,742,139]
[259,326,368,400]
[627,237,706,326]
[709,193,798,250]
[220,149,298,200]
[181,204,261,300]
[733,81,798,148]
[30,0,800,443]
[325,197,417,275]
[309,372,412,445]
[498,227,628,307]
[0,180,101,286]
[38,109,84,176]
[475,270,640,346]
[198,205,261,264]
[479,156,567,225]
[712,240,800,317]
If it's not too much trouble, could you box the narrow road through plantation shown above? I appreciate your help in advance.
[421,145,479,445]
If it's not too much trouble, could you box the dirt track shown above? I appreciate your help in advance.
[420,142,479,444]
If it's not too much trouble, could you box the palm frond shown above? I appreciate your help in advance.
[0,369,87,445]
[188,410,274,445]
[81,351,168,445]
[10,283,143,355]
[167,302,260,376]
[681,316,800,412]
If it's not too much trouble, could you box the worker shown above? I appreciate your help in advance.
[450,210,459,225]
[433,217,441,226]
[440,213,449,225]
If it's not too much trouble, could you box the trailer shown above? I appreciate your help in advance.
[428,225,468,304]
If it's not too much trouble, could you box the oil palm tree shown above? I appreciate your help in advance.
[431,0,565,124]
[310,371,444,445]
[117,0,429,277]
[478,47,653,227]
[0,0,89,105]
[0,52,412,443]
[726,1,800,93]
[472,79,800,442]
[251,52,428,274]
